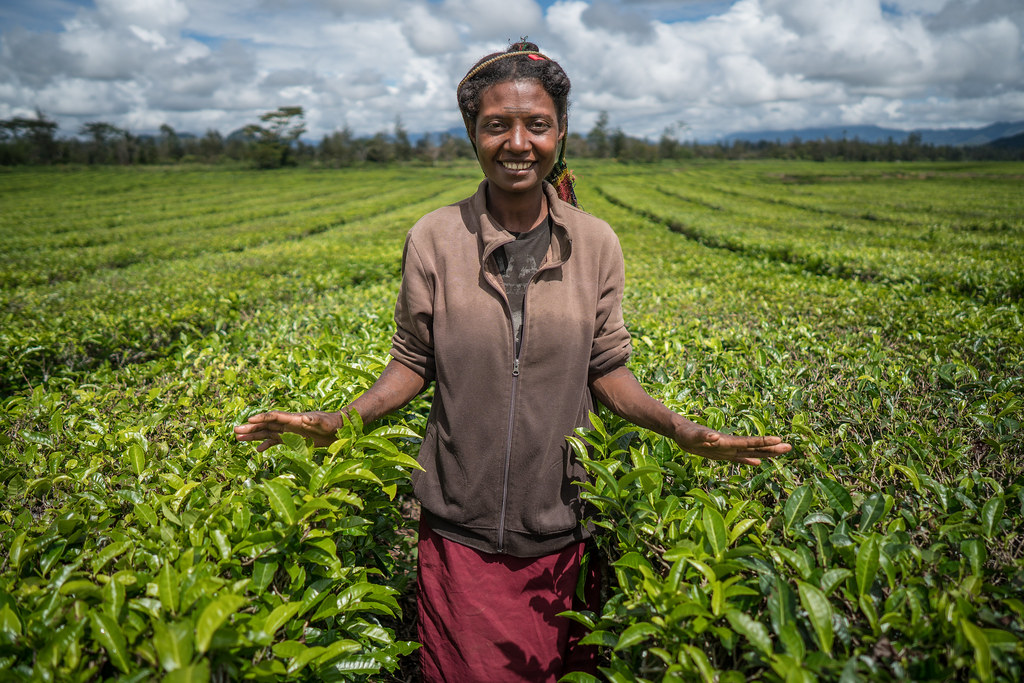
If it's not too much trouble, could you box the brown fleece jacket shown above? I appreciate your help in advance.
[390,180,631,557]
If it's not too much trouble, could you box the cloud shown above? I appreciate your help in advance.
[581,1,654,37]
[442,0,544,41]
[401,4,461,55]
[0,0,1021,141]
[96,0,189,29]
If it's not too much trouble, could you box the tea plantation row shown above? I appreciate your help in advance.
[1,162,1021,681]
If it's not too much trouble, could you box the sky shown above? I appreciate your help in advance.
[1,0,1022,142]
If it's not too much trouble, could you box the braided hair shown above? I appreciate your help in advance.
[457,40,579,207]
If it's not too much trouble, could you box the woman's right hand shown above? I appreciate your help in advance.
[233,410,344,452]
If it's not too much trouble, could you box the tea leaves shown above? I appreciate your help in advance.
[2,162,1022,681]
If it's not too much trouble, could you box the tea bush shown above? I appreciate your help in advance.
[1,162,1021,681]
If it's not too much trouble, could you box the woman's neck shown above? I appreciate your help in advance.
[485,183,548,233]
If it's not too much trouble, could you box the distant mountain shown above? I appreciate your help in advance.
[721,121,1024,146]
[987,131,1024,150]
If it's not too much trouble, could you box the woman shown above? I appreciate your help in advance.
[235,41,790,682]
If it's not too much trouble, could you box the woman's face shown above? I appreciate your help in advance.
[471,79,564,198]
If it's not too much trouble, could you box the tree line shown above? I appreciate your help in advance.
[2,107,1020,167]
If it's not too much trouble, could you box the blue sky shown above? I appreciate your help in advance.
[1,0,1022,141]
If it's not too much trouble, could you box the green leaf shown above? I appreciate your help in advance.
[855,534,879,597]
[90,611,131,674]
[93,540,131,573]
[728,518,758,544]
[159,562,179,614]
[313,638,362,666]
[323,655,381,674]
[579,630,618,647]
[262,601,305,639]
[960,619,993,682]
[153,619,193,672]
[858,492,885,531]
[557,610,596,630]
[0,604,22,639]
[682,644,715,683]
[819,568,852,597]
[612,552,651,571]
[980,497,1004,538]
[890,464,921,494]
[252,559,278,594]
[859,594,878,634]
[127,442,146,475]
[726,610,772,655]
[195,594,246,654]
[273,640,307,658]
[102,576,126,619]
[263,479,298,525]
[768,577,797,637]
[778,621,804,662]
[164,660,210,683]
[135,502,159,527]
[783,485,814,534]
[815,477,853,515]
[617,465,662,491]
[560,673,601,683]
[583,459,621,499]
[287,645,329,676]
[798,581,834,654]
[702,505,728,559]
[615,622,659,650]
[960,539,986,576]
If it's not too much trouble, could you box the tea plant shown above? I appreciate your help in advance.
[1,162,1021,681]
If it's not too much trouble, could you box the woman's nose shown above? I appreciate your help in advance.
[507,123,529,152]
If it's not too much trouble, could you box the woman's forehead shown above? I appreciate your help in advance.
[478,80,557,112]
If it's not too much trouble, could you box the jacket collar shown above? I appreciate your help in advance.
[470,180,573,268]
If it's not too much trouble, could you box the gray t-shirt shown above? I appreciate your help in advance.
[495,218,551,354]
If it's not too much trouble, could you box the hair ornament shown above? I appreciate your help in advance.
[457,50,550,93]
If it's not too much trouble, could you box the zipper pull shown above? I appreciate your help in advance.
[512,358,520,377]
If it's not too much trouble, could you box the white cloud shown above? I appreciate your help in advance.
[443,0,545,40]
[96,0,189,28]
[0,0,1021,141]
[402,4,461,55]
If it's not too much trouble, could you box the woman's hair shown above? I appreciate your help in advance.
[457,40,578,206]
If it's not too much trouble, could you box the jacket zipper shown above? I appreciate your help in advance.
[496,355,519,552]
[489,225,568,553]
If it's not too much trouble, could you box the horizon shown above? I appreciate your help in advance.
[2,1,1022,142]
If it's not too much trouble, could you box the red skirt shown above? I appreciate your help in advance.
[416,518,602,682]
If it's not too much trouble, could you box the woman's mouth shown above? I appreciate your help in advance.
[500,161,534,171]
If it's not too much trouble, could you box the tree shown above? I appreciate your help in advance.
[197,129,224,162]
[587,111,611,158]
[0,110,59,164]
[158,123,184,162]
[393,116,412,162]
[80,121,129,164]
[319,126,355,167]
[243,106,306,169]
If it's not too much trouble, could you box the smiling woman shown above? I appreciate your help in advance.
[234,39,790,682]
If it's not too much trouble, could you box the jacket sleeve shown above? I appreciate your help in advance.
[390,231,437,381]
[589,233,631,377]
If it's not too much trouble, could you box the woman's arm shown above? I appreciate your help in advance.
[234,359,428,452]
[589,366,791,466]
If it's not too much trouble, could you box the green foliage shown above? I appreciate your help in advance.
[244,107,307,169]
[2,162,1022,680]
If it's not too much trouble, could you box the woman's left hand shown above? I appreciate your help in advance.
[589,366,791,466]
[672,422,790,466]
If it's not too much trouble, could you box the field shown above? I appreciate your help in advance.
[1,161,1022,681]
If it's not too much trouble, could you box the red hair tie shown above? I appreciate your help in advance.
[528,54,546,60]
